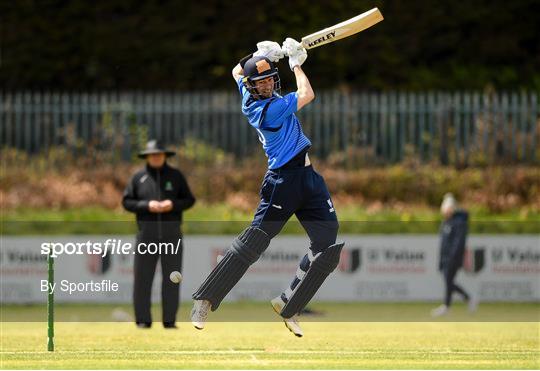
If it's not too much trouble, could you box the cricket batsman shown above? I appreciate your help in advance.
[190,39,344,337]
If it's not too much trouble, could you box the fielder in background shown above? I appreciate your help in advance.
[190,39,344,337]
[432,193,478,317]
[123,139,195,328]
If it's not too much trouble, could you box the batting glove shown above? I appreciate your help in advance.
[282,38,307,70]
[253,41,285,63]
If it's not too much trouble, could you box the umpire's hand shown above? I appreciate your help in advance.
[148,200,162,213]
[148,199,173,213]
[159,200,173,212]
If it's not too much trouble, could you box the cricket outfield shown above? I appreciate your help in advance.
[1,303,538,369]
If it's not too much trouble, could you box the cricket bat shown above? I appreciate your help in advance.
[301,8,384,49]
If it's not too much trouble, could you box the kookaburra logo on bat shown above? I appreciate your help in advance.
[307,31,336,48]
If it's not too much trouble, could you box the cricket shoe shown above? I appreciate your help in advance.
[468,296,479,313]
[271,296,303,337]
[191,299,211,330]
[430,304,449,317]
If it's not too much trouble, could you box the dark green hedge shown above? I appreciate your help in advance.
[1,0,539,90]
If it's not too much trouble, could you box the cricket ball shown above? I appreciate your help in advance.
[169,271,183,284]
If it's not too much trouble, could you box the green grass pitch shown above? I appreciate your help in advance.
[1,303,539,369]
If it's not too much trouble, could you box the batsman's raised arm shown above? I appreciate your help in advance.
[232,63,244,81]
[293,66,314,111]
[282,38,313,111]
[232,53,253,81]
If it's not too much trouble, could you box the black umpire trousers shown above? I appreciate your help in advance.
[133,235,183,324]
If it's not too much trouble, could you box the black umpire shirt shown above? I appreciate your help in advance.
[122,163,195,241]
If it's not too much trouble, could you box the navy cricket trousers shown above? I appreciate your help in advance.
[443,264,470,307]
[251,165,338,247]
[251,165,339,303]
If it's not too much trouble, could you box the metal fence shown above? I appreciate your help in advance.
[1,91,538,166]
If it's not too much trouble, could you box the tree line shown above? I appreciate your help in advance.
[1,0,539,91]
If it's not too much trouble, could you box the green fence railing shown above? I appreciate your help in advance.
[1,91,538,166]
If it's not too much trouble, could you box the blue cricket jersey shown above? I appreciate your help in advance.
[236,77,312,169]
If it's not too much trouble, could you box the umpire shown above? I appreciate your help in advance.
[122,139,195,328]
[432,193,477,317]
